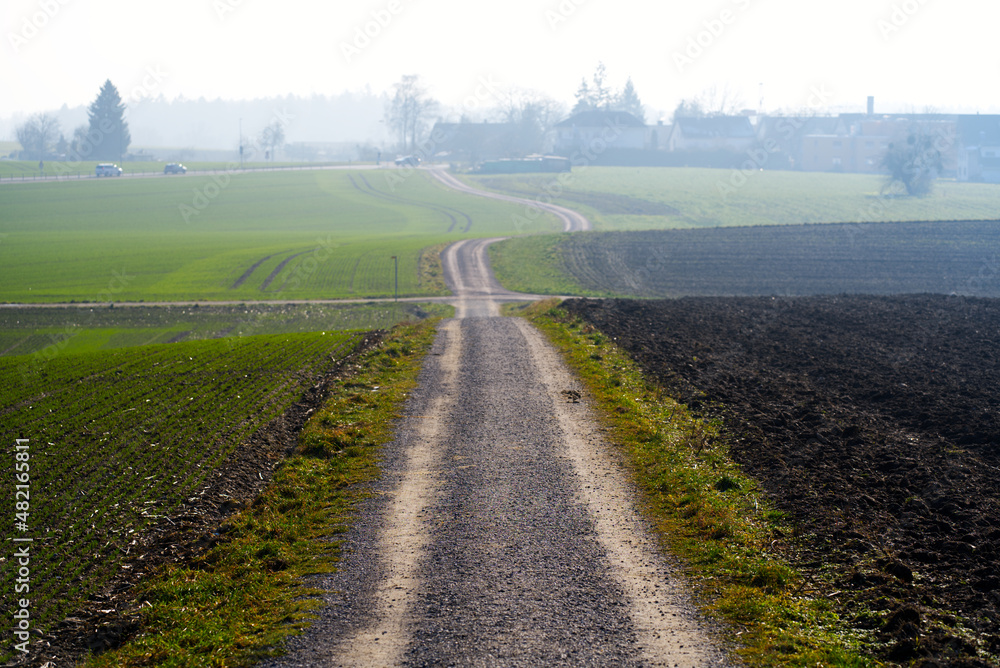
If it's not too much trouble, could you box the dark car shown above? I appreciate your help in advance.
[164,163,187,174]
[394,155,421,167]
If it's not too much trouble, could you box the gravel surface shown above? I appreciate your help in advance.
[260,235,733,666]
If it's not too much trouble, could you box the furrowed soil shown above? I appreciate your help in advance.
[564,295,1000,667]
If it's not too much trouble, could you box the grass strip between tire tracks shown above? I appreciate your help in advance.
[518,300,877,668]
[81,319,440,667]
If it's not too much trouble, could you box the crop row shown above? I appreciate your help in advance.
[0,331,360,638]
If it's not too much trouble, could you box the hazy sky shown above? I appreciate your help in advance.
[3,0,998,122]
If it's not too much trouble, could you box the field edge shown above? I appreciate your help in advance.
[514,300,877,668]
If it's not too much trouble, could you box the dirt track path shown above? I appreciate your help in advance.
[261,235,733,666]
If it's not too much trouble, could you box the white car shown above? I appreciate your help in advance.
[95,163,123,177]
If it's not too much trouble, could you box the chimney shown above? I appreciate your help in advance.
[867,96,875,116]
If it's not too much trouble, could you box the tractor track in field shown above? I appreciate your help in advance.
[347,172,472,233]
[231,251,286,289]
[260,250,310,292]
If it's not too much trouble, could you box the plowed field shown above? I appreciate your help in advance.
[564,295,1000,667]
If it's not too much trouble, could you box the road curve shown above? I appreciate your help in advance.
[426,166,591,233]
[261,201,734,665]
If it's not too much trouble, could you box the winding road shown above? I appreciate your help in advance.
[259,173,734,666]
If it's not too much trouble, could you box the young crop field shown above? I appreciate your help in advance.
[0,168,555,303]
[490,220,1000,299]
[469,166,1000,231]
[0,330,364,662]
[0,301,450,358]
[564,295,1000,666]
[0,160,348,180]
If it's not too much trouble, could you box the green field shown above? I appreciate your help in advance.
[470,166,1000,230]
[0,331,363,659]
[0,160,350,179]
[0,169,558,303]
[0,302,451,357]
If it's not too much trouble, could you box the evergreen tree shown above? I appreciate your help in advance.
[87,80,131,160]
[591,62,611,110]
[617,77,645,122]
[572,78,593,114]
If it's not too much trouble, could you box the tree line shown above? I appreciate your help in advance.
[16,80,130,162]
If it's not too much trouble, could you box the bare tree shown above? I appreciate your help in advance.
[387,75,438,153]
[260,120,285,162]
[15,113,61,160]
[695,84,745,116]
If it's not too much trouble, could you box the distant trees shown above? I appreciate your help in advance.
[495,88,564,155]
[15,113,61,160]
[618,78,644,121]
[572,63,646,122]
[673,85,745,121]
[86,80,131,160]
[387,75,439,153]
[260,120,285,161]
[881,132,943,196]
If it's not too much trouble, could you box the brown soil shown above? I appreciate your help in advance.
[564,295,1000,667]
[11,332,385,668]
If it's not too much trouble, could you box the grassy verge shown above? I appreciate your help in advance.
[517,300,876,667]
[488,235,600,297]
[419,242,450,294]
[83,319,439,667]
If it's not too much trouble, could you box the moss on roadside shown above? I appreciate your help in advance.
[517,300,877,668]
[83,320,439,667]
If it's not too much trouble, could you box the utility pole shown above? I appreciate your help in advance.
[239,118,244,169]
[391,256,398,302]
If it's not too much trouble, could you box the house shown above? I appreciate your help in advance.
[956,115,1000,183]
[754,116,840,170]
[551,110,649,155]
[430,122,522,163]
[666,116,756,153]
[800,116,960,175]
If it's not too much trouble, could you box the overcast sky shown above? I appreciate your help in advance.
[3,0,998,122]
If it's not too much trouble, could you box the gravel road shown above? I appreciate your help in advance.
[260,237,734,666]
